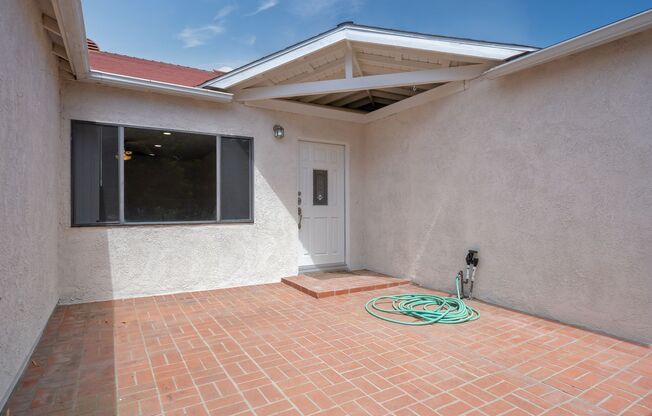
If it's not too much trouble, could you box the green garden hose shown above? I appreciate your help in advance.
[365,274,479,325]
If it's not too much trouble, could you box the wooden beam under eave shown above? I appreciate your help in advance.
[364,81,466,123]
[42,14,61,36]
[329,91,368,107]
[344,47,353,79]
[245,99,367,123]
[280,58,344,85]
[58,58,74,75]
[312,91,359,106]
[380,87,417,97]
[236,64,490,101]
[356,53,443,71]
[51,42,69,61]
[370,90,408,101]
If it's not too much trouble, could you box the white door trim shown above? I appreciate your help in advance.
[297,139,350,272]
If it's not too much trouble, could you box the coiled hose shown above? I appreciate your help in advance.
[364,274,479,325]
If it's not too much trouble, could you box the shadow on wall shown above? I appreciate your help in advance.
[2,231,118,415]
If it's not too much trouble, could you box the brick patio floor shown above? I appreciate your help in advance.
[3,283,651,416]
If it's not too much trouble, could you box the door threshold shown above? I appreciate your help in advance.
[298,263,348,274]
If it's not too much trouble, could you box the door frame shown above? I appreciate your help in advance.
[297,138,350,272]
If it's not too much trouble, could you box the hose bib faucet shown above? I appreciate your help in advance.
[459,250,478,299]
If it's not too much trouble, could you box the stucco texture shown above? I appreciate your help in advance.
[59,82,365,303]
[362,29,652,343]
[0,0,61,406]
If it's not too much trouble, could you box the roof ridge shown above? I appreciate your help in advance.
[89,50,222,74]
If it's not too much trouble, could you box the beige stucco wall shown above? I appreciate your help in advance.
[0,0,62,406]
[362,29,652,343]
[58,82,365,303]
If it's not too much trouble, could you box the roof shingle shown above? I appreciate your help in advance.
[88,50,222,87]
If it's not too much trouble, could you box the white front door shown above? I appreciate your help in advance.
[298,141,345,269]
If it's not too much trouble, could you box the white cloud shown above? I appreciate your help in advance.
[216,66,234,72]
[241,35,256,46]
[247,0,279,16]
[289,0,364,18]
[215,4,237,20]
[177,24,224,48]
[205,55,257,71]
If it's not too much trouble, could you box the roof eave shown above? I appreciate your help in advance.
[84,70,233,103]
[51,0,89,78]
[200,26,349,89]
[484,8,652,79]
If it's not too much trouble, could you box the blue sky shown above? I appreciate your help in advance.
[81,0,651,71]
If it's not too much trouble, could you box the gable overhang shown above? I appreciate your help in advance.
[202,24,536,90]
[199,24,535,123]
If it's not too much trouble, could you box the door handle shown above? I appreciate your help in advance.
[297,207,302,229]
[297,191,302,229]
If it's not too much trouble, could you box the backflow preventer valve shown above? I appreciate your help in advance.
[459,250,479,299]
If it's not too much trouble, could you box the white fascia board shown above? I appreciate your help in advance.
[51,0,89,77]
[85,71,233,103]
[235,64,490,101]
[485,9,652,79]
[202,29,348,89]
[245,99,367,123]
[343,27,535,61]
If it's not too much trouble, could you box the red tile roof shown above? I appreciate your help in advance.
[88,50,223,87]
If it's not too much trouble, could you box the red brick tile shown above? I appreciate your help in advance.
[3,281,648,416]
[205,393,248,412]
[381,393,414,412]
[438,400,472,416]
[424,392,456,410]
[306,390,335,410]
[242,388,267,408]
[254,399,294,416]
[290,394,320,415]
[480,399,515,415]
[600,395,635,414]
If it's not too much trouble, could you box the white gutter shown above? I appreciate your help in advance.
[84,71,233,103]
[485,9,652,79]
[51,0,232,102]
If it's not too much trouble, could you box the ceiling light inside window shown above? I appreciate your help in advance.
[154,144,162,148]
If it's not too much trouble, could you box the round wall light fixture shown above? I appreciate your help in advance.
[273,124,285,139]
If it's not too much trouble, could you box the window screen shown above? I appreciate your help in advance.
[220,137,253,221]
[71,121,119,225]
[124,127,216,222]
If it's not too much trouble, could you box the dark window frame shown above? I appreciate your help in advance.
[71,120,254,227]
[219,135,255,223]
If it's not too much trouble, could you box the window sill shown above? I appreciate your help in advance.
[71,220,254,228]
